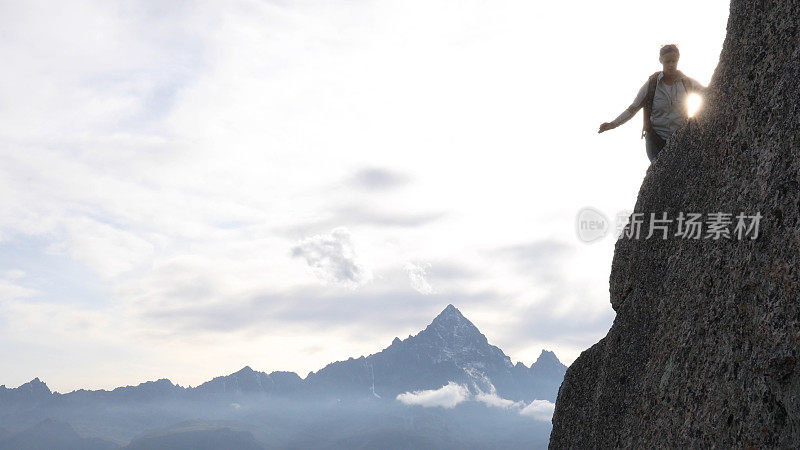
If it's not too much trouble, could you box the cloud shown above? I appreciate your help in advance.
[4,269,25,280]
[0,269,36,301]
[481,239,614,351]
[396,381,469,409]
[1,298,115,340]
[277,206,446,240]
[49,216,155,279]
[426,261,477,281]
[290,227,371,288]
[141,283,500,338]
[404,262,434,295]
[499,298,616,348]
[397,379,554,422]
[0,279,37,301]
[348,167,410,191]
[471,380,554,422]
[489,240,574,282]
[474,391,523,409]
[465,372,524,409]
[332,205,445,228]
[519,399,555,422]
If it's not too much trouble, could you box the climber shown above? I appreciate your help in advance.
[597,44,707,162]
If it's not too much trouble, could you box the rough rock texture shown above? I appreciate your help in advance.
[550,1,800,448]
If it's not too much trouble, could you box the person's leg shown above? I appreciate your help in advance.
[645,133,666,162]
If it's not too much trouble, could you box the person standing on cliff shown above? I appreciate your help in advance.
[597,44,707,162]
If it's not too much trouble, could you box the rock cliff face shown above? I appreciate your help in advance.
[550,1,800,448]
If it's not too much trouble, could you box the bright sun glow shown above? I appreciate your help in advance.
[688,93,702,117]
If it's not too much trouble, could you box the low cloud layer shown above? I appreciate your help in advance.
[474,390,522,409]
[396,382,469,409]
[519,399,556,422]
[396,381,555,422]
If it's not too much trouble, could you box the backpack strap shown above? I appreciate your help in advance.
[642,71,661,139]
[678,70,692,94]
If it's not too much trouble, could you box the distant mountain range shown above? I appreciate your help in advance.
[0,304,566,449]
[1,304,565,406]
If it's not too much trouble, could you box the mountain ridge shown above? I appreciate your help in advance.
[2,304,566,404]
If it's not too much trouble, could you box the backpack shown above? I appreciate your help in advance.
[641,70,693,139]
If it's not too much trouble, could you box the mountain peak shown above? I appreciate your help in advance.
[442,303,459,314]
[234,366,255,375]
[530,349,566,376]
[19,378,51,395]
[402,303,510,369]
[534,349,559,364]
[426,303,481,331]
[306,302,529,400]
[425,304,483,342]
[431,304,468,325]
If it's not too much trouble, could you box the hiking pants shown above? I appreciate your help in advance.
[645,132,666,162]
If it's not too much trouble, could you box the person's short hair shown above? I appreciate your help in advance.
[660,44,680,58]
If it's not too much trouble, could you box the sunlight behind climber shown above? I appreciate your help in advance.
[597,44,707,162]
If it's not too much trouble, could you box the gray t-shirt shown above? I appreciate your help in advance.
[611,72,707,140]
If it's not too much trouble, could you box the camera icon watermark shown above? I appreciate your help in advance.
[575,207,610,243]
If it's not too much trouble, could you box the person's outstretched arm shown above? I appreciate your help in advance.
[687,76,708,94]
[599,80,649,133]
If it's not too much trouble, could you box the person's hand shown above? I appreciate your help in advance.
[598,122,614,133]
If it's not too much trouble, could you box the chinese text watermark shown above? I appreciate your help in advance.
[576,208,761,243]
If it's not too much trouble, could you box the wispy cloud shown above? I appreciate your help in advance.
[404,262,434,295]
[139,282,500,338]
[331,205,445,228]
[474,390,523,409]
[0,279,37,301]
[277,206,446,240]
[4,269,25,280]
[290,227,372,289]
[488,240,574,282]
[348,167,411,191]
[50,216,155,279]
[0,269,36,301]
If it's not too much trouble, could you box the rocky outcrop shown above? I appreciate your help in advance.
[550,1,800,448]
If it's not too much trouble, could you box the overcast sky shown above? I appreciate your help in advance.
[0,0,729,392]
